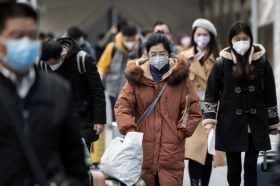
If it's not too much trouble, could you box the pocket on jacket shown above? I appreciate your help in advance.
[177,129,186,142]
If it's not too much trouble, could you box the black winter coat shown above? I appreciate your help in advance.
[203,44,279,152]
[39,38,106,144]
[0,70,89,186]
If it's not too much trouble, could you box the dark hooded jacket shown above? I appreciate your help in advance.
[39,38,106,143]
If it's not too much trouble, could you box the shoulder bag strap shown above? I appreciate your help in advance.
[137,82,168,124]
[0,86,48,186]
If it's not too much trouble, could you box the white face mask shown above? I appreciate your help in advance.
[180,36,190,46]
[123,41,135,50]
[49,57,64,71]
[150,55,169,70]
[232,40,250,55]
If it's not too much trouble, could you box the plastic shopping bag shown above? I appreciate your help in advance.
[100,132,143,186]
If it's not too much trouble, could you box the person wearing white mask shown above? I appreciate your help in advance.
[115,30,202,186]
[179,18,226,186]
[203,21,279,186]
[39,38,106,151]
[97,25,143,122]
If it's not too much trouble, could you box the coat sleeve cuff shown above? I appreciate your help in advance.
[269,123,280,129]
[202,119,217,126]
[124,127,136,135]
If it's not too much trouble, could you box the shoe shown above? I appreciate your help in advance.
[191,179,200,186]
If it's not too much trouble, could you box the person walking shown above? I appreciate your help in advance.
[39,38,106,150]
[114,30,202,186]
[203,21,279,186]
[179,18,226,186]
[97,25,143,122]
[0,2,89,185]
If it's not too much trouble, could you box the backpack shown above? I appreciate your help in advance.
[40,50,87,74]
[216,55,266,91]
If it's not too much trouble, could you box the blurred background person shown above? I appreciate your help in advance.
[179,18,226,186]
[97,25,143,122]
[203,21,279,186]
[38,32,46,42]
[153,20,181,54]
[46,32,55,41]
[140,28,153,43]
[177,32,191,48]
[67,26,95,58]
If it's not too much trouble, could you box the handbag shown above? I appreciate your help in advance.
[197,90,205,110]
[81,138,93,166]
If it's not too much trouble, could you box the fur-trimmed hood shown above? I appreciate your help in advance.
[124,55,189,86]
[219,44,266,64]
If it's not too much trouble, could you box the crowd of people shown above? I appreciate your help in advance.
[0,1,279,186]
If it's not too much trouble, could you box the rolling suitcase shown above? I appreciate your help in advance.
[89,170,106,186]
[257,143,278,186]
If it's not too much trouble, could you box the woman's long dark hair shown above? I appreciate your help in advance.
[181,27,220,64]
[228,21,254,80]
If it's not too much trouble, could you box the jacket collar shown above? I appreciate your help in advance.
[219,44,266,64]
[125,55,189,86]
[180,46,215,81]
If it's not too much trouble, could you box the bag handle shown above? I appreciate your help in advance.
[0,85,48,186]
[137,82,168,124]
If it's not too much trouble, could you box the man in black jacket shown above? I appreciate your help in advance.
[0,2,88,186]
[39,37,106,149]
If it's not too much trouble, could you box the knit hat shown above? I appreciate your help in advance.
[192,18,217,37]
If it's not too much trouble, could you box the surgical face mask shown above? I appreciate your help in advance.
[180,36,190,46]
[123,41,135,50]
[49,57,64,71]
[194,36,210,48]
[149,55,169,70]
[0,36,41,72]
[232,40,250,55]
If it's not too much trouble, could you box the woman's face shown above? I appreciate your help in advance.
[148,43,168,57]
[231,31,250,43]
[194,27,210,38]
[193,27,211,49]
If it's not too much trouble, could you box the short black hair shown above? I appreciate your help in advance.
[121,25,137,37]
[38,32,46,39]
[0,2,37,33]
[144,30,172,56]
[41,40,63,61]
[141,28,153,37]
[67,26,83,40]
[153,20,172,33]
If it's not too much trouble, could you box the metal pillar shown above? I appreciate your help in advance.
[251,0,258,43]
